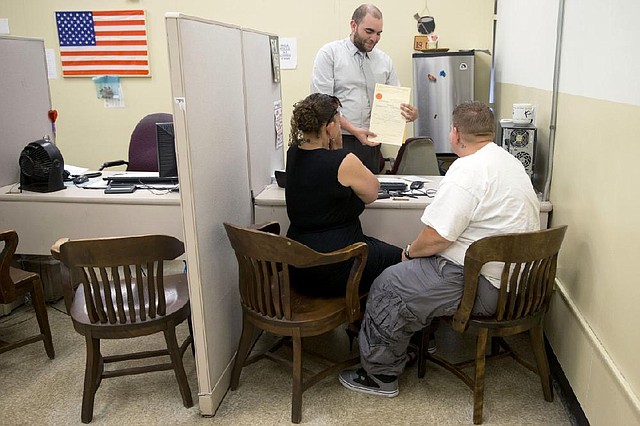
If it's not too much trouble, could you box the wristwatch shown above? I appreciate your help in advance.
[404,244,413,260]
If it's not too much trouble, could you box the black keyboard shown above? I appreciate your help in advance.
[379,182,407,192]
[105,176,178,184]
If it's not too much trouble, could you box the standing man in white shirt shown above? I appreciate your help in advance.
[311,3,419,173]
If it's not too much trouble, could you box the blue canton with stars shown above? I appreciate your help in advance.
[56,11,96,47]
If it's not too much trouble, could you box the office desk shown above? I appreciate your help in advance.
[0,178,182,255]
[254,176,553,248]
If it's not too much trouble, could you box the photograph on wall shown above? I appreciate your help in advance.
[55,10,150,77]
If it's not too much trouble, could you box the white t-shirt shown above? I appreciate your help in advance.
[421,142,541,287]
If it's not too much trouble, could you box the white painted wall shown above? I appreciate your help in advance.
[559,1,640,105]
[494,0,558,90]
[495,0,640,423]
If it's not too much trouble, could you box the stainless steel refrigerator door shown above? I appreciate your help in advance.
[413,53,474,153]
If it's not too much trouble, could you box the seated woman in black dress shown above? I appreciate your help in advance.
[285,93,402,297]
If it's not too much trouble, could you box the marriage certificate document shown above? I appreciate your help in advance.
[368,83,411,146]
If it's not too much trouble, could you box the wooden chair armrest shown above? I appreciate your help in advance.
[0,230,19,256]
[338,243,369,323]
[49,238,69,260]
[451,267,482,333]
[291,241,368,322]
[50,238,74,314]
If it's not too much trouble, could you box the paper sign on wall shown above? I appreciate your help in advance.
[279,37,297,70]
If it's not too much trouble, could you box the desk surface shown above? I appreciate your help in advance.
[254,175,552,247]
[0,174,180,206]
[0,174,183,255]
[255,176,552,212]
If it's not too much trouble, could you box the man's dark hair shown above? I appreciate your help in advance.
[452,101,495,138]
[352,4,382,23]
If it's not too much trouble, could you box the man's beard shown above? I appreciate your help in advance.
[352,31,374,52]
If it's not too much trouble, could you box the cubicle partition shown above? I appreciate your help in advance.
[0,36,53,187]
[165,13,283,415]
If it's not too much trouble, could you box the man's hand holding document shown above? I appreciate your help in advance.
[368,83,412,146]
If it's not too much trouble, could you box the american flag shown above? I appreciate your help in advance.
[55,10,150,77]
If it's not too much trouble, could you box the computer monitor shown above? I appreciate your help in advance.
[156,122,178,179]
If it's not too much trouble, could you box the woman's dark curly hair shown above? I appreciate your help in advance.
[289,93,341,146]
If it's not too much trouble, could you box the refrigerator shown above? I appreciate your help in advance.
[412,52,475,153]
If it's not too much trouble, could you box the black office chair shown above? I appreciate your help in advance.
[99,113,172,172]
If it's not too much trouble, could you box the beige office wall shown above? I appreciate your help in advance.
[549,94,640,425]
[0,0,493,168]
[496,0,640,422]
[496,7,640,424]
[499,83,640,424]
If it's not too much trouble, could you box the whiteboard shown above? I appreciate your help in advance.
[0,36,53,187]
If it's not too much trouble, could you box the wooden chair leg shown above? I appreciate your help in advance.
[417,319,439,379]
[31,279,55,359]
[530,323,553,402]
[291,331,303,424]
[164,325,194,408]
[417,327,428,379]
[82,335,101,423]
[230,316,257,390]
[345,321,359,352]
[473,329,489,425]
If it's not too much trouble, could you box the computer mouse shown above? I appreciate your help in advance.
[410,181,424,190]
[73,175,89,184]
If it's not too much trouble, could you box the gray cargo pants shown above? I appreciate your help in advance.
[359,255,499,377]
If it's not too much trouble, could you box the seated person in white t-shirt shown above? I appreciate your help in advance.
[338,101,541,397]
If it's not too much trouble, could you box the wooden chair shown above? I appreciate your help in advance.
[223,222,368,424]
[0,230,55,358]
[416,225,568,424]
[50,234,193,423]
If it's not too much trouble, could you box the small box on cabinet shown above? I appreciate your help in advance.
[414,35,429,51]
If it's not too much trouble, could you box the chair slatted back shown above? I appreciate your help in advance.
[452,226,568,332]
[224,222,368,322]
[57,234,184,324]
[0,230,19,303]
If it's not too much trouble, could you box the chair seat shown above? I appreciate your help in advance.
[243,289,352,335]
[9,266,38,290]
[290,290,348,321]
[70,273,190,331]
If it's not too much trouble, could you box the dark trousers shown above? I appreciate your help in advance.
[342,134,382,174]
